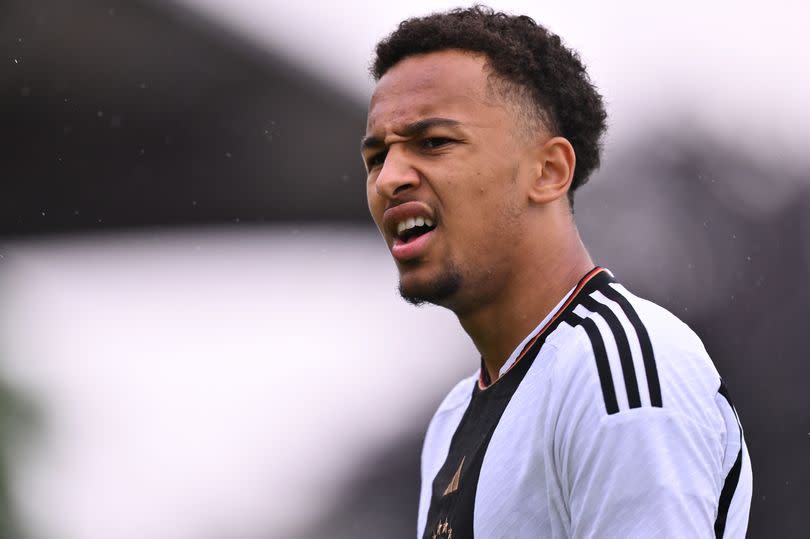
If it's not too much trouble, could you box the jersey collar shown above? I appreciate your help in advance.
[478,266,610,389]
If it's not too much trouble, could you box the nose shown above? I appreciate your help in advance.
[374,145,420,199]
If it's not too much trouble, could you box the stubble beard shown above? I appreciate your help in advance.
[398,264,463,307]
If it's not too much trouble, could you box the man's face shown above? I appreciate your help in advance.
[363,50,537,311]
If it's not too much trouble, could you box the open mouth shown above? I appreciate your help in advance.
[396,217,436,244]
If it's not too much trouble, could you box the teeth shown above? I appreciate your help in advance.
[396,216,435,236]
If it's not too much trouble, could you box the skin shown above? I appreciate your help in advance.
[363,50,594,383]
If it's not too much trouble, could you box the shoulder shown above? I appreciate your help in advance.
[541,277,734,507]
[602,282,722,414]
[420,372,477,481]
[423,371,477,448]
[545,276,723,429]
[433,371,478,416]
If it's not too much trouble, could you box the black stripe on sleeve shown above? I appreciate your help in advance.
[566,312,620,415]
[715,381,743,538]
[582,295,642,409]
[715,450,742,538]
[599,284,663,407]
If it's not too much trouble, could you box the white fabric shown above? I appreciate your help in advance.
[418,281,752,538]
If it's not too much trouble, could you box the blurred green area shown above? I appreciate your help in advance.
[0,378,37,539]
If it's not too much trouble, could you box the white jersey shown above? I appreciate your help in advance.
[418,268,752,538]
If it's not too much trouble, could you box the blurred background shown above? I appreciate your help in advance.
[1,0,808,537]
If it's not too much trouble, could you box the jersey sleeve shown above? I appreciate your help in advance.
[547,331,726,538]
[566,408,723,538]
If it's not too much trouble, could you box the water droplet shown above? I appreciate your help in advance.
[97,110,103,117]
[139,148,145,155]
[746,255,751,262]
[225,152,232,158]
[139,82,147,89]
[13,58,19,64]
[41,211,46,217]
[74,210,80,216]
[192,200,197,207]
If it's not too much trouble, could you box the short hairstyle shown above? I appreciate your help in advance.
[371,5,608,205]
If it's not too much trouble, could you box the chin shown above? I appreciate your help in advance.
[398,267,462,307]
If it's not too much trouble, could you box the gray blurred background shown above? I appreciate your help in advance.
[1,0,808,537]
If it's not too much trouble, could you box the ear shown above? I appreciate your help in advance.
[527,136,576,205]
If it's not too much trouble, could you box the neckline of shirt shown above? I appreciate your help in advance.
[477,266,608,390]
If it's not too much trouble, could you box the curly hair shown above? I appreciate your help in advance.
[371,5,607,205]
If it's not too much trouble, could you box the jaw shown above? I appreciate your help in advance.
[396,257,462,308]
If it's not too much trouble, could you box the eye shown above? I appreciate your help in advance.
[366,149,388,169]
[422,137,453,149]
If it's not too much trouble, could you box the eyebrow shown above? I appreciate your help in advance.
[360,117,463,151]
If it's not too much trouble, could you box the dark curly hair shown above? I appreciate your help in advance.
[371,5,607,205]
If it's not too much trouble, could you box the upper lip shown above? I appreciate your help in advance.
[382,201,436,241]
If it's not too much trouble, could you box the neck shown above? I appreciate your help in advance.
[456,224,593,384]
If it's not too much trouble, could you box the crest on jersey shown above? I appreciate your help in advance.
[431,518,454,539]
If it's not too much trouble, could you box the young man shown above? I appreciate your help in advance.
[361,7,751,538]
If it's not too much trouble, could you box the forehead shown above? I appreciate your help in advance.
[366,50,496,133]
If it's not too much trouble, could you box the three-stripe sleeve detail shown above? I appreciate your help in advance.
[581,296,643,409]
[599,284,663,407]
[714,382,743,538]
[565,284,662,415]
[564,312,619,415]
